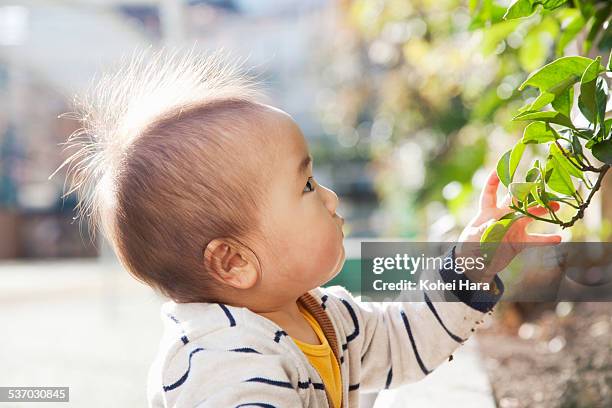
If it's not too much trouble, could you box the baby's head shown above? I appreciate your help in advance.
[57,49,345,309]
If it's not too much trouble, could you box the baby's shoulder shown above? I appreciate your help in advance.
[314,284,359,308]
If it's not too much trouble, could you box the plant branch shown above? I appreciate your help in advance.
[558,164,610,228]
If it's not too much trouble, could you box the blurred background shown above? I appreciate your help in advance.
[0,0,610,407]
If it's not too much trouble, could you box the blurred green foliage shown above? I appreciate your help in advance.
[323,0,611,238]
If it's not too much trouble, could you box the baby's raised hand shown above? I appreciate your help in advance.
[455,168,562,283]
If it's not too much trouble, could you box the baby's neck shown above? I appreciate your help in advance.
[255,299,319,344]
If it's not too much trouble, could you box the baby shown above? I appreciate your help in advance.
[56,48,562,407]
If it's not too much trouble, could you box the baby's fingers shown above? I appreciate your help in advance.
[527,201,560,217]
[525,233,562,244]
[479,169,500,210]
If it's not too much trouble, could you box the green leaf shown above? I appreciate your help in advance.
[592,140,612,165]
[531,185,545,207]
[551,86,573,117]
[496,142,525,187]
[540,0,568,10]
[578,57,602,123]
[608,49,612,72]
[510,142,526,178]
[594,77,609,137]
[470,0,510,30]
[545,153,576,195]
[550,142,585,180]
[497,149,512,187]
[519,56,599,92]
[504,0,535,20]
[547,74,581,95]
[570,131,584,157]
[513,110,574,128]
[510,181,537,201]
[604,118,612,139]
[521,121,558,144]
[585,138,597,149]
[480,213,525,255]
[525,166,541,182]
[497,149,513,187]
[504,0,567,20]
[519,92,555,113]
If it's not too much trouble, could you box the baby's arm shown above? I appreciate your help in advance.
[325,246,503,393]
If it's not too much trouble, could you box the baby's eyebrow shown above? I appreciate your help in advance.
[297,154,312,176]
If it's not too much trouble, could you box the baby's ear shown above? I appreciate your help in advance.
[203,238,259,290]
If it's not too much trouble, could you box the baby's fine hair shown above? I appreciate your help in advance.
[52,47,271,303]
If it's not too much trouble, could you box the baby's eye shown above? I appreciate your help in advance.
[303,177,315,193]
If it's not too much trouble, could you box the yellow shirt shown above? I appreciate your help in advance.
[292,303,342,408]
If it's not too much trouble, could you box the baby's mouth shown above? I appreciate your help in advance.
[336,215,345,236]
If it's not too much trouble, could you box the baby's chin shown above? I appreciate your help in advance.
[321,243,346,286]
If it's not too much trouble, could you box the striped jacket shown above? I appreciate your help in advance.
[147,245,503,407]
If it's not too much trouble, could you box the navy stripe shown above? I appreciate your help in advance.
[245,377,293,389]
[245,377,324,391]
[235,404,276,408]
[340,299,360,342]
[229,347,261,354]
[342,343,348,351]
[349,383,360,391]
[321,295,329,310]
[385,367,393,389]
[163,347,205,392]
[312,382,325,390]
[273,330,287,343]
[166,313,189,345]
[297,378,325,390]
[424,293,465,343]
[400,310,431,376]
[340,355,344,364]
[218,304,236,327]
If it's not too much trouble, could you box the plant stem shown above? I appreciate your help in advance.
[575,188,584,203]
[583,174,594,189]
[581,152,594,168]
[509,204,561,225]
[557,199,581,209]
[554,140,588,171]
[558,164,610,228]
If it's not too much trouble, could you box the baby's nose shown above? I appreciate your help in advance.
[323,186,339,214]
